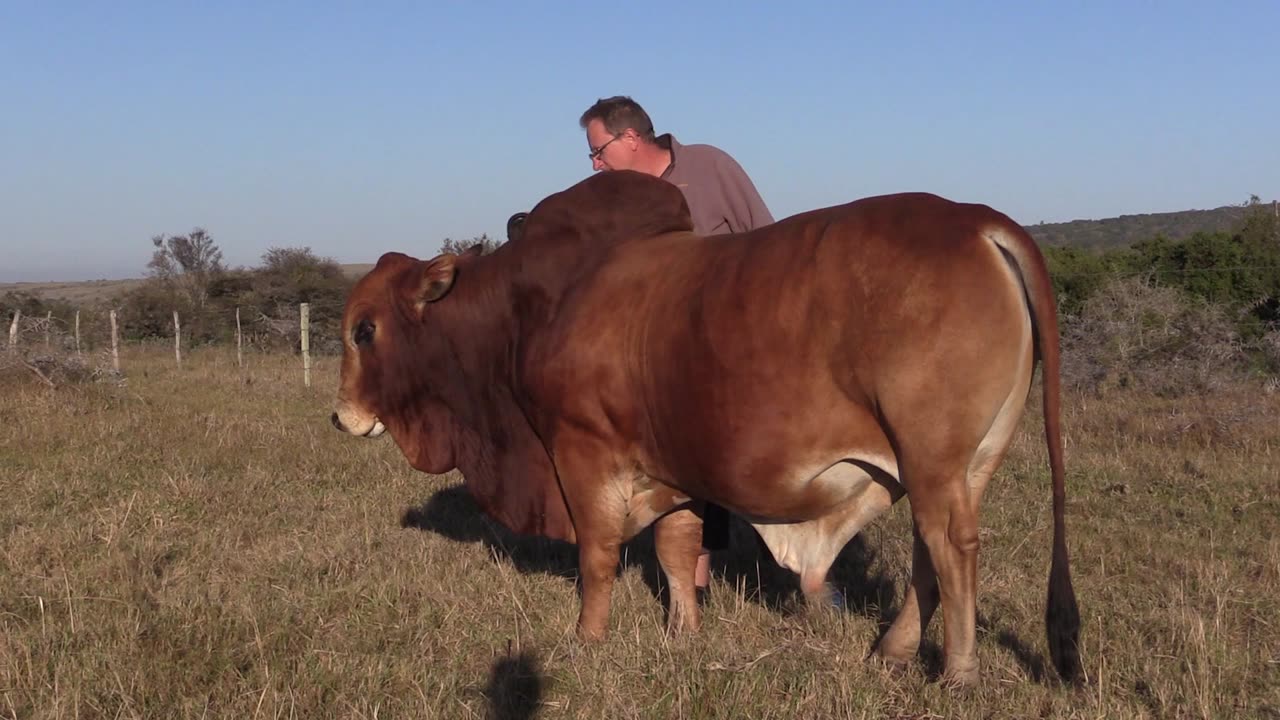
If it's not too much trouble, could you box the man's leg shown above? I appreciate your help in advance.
[696,502,731,596]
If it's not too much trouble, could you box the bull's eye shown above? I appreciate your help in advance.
[354,319,375,347]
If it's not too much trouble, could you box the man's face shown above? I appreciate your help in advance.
[585,118,632,172]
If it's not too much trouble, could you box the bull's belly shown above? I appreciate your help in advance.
[715,452,903,524]
[745,457,906,581]
[621,452,905,557]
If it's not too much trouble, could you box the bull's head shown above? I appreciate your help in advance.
[330,248,473,474]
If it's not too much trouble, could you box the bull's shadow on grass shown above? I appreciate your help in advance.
[400,484,580,579]
[400,485,681,611]
[980,610,1050,683]
[401,484,688,626]
[483,644,544,720]
[400,484,908,632]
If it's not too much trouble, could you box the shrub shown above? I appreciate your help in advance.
[1060,277,1248,397]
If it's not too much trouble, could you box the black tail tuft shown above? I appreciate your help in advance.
[1046,547,1082,683]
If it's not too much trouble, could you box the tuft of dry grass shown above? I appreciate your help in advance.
[2,346,1277,718]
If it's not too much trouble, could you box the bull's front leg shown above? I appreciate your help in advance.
[653,506,703,634]
[551,430,629,642]
[575,516,625,641]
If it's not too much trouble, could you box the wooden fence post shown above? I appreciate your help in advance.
[109,310,120,371]
[173,310,182,368]
[7,310,18,354]
[75,310,82,356]
[300,302,311,388]
[45,311,52,350]
[235,306,243,369]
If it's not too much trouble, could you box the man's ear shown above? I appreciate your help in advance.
[414,254,458,309]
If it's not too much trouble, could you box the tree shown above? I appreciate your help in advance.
[440,233,503,256]
[1233,195,1280,331]
[245,247,353,354]
[148,228,225,311]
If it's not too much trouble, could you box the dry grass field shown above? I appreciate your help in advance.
[2,346,1277,719]
[0,280,148,307]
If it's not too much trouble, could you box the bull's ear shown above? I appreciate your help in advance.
[506,212,529,243]
[414,254,458,308]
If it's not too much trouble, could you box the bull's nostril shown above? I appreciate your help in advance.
[330,412,343,431]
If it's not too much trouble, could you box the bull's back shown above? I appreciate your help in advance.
[645,191,1034,393]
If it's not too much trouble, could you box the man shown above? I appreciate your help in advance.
[579,95,776,599]
[580,95,774,237]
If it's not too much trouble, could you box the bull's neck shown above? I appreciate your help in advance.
[439,253,521,399]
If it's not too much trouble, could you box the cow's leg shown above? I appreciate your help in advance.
[877,447,1002,667]
[572,502,626,641]
[879,358,1029,673]
[653,507,703,634]
[910,477,981,687]
[875,523,940,668]
[575,534,622,641]
[551,433,629,642]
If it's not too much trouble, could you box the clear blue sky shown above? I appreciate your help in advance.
[2,2,1276,282]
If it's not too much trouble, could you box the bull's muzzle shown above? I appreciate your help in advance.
[331,404,386,438]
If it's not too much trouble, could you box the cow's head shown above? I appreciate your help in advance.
[331,247,480,474]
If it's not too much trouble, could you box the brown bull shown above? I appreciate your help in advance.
[331,170,1081,686]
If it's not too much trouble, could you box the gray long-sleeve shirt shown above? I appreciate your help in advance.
[657,134,775,236]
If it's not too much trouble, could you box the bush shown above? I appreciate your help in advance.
[0,313,123,389]
[1060,277,1249,397]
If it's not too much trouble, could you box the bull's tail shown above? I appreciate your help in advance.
[989,223,1083,683]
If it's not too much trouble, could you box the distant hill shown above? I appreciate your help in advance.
[0,264,378,307]
[1024,200,1275,250]
[340,263,375,280]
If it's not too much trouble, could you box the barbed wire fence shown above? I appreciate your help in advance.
[4,263,1278,394]
[3,303,320,390]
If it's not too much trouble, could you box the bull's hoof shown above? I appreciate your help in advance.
[575,624,608,643]
[868,650,914,678]
[940,659,981,689]
[664,602,702,636]
[872,633,919,664]
[664,616,701,637]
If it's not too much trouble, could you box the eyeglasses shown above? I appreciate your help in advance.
[588,133,622,161]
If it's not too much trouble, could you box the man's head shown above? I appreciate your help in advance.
[579,95,661,173]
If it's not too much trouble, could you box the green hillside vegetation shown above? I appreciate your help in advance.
[1026,197,1275,249]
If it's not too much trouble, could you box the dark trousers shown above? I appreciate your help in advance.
[701,501,731,552]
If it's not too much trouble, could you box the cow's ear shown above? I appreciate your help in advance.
[414,254,458,309]
[506,212,529,244]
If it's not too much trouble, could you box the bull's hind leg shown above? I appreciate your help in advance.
[911,474,981,687]
[874,522,941,670]
[874,421,1023,675]
[876,335,1033,684]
